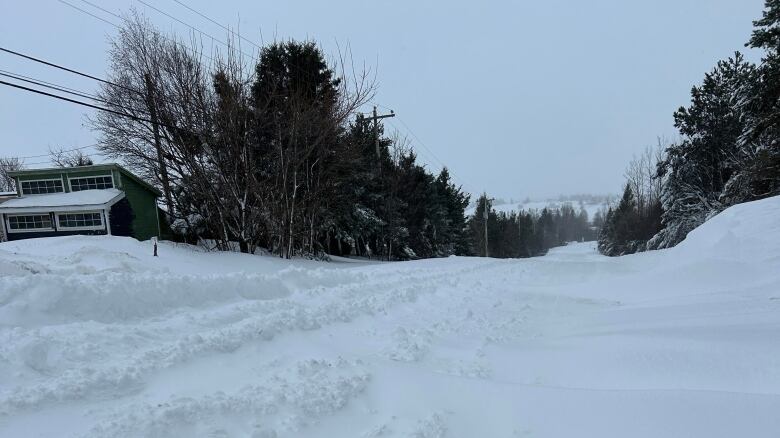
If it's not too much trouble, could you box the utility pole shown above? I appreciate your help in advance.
[144,73,174,219]
[356,106,395,261]
[483,192,489,257]
[358,106,395,159]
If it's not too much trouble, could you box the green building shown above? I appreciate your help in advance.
[0,163,161,241]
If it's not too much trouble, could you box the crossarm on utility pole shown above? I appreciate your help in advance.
[358,106,395,158]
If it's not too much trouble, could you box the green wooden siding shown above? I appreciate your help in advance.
[119,172,159,240]
[10,165,160,241]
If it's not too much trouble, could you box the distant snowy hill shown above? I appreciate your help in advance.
[465,195,613,221]
[1,196,779,437]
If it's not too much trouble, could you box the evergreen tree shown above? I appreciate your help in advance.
[731,0,780,204]
[653,54,755,249]
[467,195,595,259]
[469,193,492,257]
[433,168,471,256]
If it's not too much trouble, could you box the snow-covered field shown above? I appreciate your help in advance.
[465,199,609,220]
[1,197,779,437]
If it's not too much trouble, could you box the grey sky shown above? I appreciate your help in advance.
[0,0,766,199]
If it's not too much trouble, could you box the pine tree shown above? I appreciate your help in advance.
[653,54,755,249]
[732,0,780,204]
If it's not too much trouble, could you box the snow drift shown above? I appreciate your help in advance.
[0,196,779,437]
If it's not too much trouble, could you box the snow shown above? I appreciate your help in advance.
[465,199,609,220]
[1,196,780,437]
[0,189,123,210]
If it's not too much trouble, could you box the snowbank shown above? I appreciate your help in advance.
[672,195,780,262]
[0,197,779,437]
[0,268,363,326]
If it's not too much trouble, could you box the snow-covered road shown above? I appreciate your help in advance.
[1,197,779,437]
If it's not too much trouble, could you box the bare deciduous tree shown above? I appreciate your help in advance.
[0,157,23,192]
[49,147,94,167]
[91,11,375,256]
[624,137,668,215]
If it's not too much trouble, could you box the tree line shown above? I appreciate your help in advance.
[90,13,470,259]
[467,194,595,258]
[599,0,780,256]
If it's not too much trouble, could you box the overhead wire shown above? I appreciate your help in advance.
[13,3,463,182]
[57,0,120,28]
[15,144,98,160]
[134,0,256,61]
[0,80,178,130]
[370,101,474,191]
[170,0,263,49]
[61,0,216,64]
[0,46,127,93]
[0,70,109,104]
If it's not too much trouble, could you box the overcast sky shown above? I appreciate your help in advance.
[0,0,767,199]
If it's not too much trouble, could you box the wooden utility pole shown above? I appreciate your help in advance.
[356,107,396,261]
[144,73,174,218]
[483,193,489,257]
[358,106,395,159]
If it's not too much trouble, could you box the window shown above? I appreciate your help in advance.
[57,212,103,229]
[7,214,53,231]
[69,176,113,191]
[21,179,63,195]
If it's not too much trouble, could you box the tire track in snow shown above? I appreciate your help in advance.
[0,260,508,416]
[85,358,371,438]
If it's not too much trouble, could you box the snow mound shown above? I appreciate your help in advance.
[1,197,780,437]
[672,195,780,262]
[0,268,362,326]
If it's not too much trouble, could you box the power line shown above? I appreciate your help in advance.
[156,0,320,84]
[58,0,216,66]
[15,144,97,160]
[57,0,120,28]
[395,116,449,173]
[0,46,116,89]
[0,56,165,123]
[65,0,320,93]
[72,0,124,24]
[386,120,441,169]
[375,104,474,191]
[135,0,256,61]
[0,70,109,105]
[0,79,176,130]
[360,102,452,173]
[21,158,89,166]
[0,69,101,100]
[171,0,263,50]
[0,45,144,99]
[1,44,196,119]
[67,0,217,64]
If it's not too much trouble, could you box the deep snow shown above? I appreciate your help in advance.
[1,196,779,437]
[0,189,123,209]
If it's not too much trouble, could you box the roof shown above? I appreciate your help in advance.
[9,163,162,197]
[0,189,125,213]
[0,192,16,205]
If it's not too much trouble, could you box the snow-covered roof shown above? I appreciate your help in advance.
[8,163,162,197]
[0,189,124,213]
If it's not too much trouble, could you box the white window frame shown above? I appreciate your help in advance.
[5,213,55,233]
[67,174,115,192]
[19,178,65,196]
[55,210,105,231]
